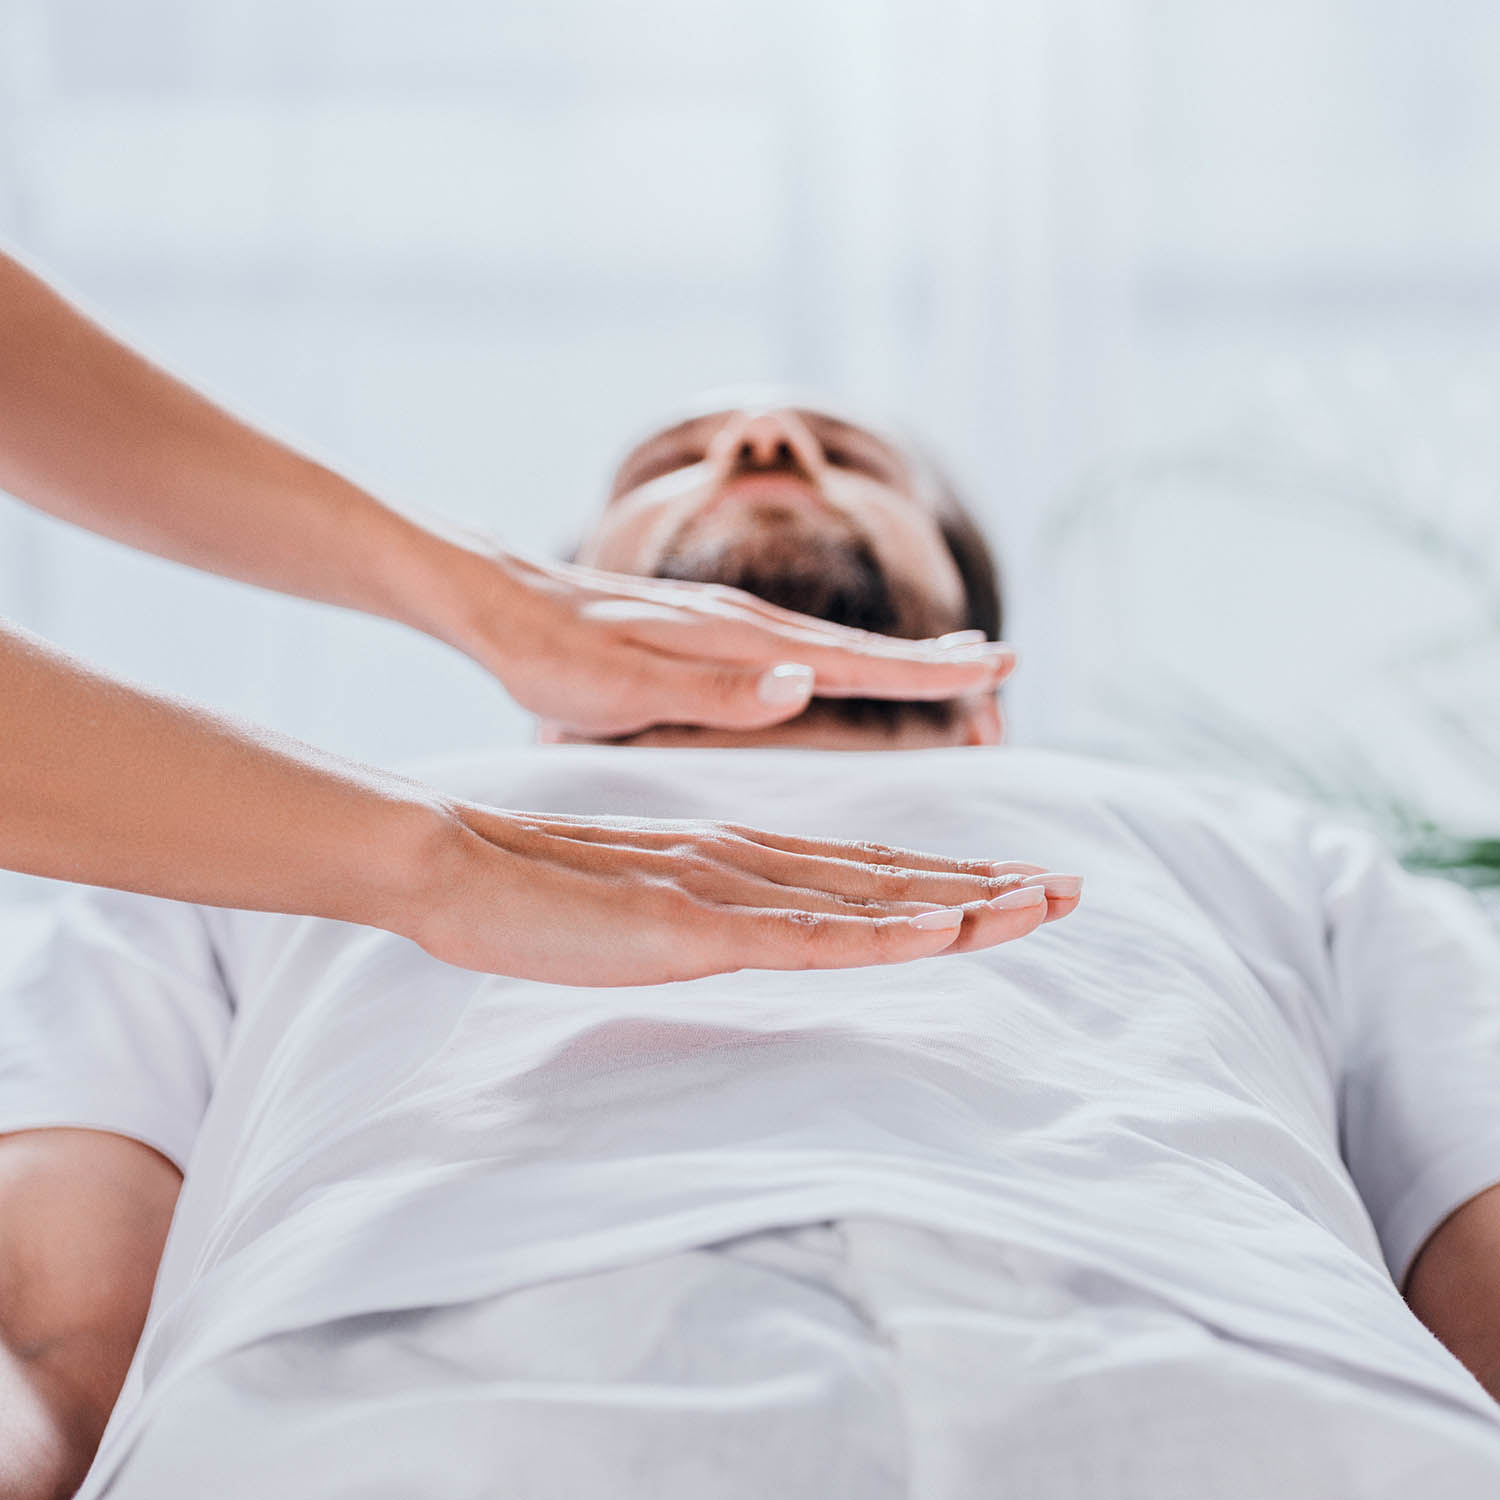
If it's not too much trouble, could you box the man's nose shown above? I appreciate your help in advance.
[736,414,796,467]
[724,410,824,475]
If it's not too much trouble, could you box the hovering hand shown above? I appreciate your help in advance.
[406,802,1081,985]
[442,552,1015,737]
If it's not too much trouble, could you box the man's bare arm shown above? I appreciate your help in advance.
[1404,1181,1500,1401]
[0,1130,180,1500]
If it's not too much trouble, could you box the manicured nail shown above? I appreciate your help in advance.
[988,885,1047,911]
[1018,873,1083,899]
[987,861,1047,877]
[936,629,988,648]
[909,907,965,931]
[758,663,814,704]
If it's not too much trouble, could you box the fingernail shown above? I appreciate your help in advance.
[988,885,1047,911]
[936,629,988,648]
[1019,873,1083,899]
[758,663,814,704]
[987,861,1047,877]
[909,907,965,931]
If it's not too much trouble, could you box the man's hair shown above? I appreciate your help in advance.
[930,462,1003,639]
[792,454,1002,735]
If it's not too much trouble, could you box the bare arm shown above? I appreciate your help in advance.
[0,247,1077,980]
[0,614,462,926]
[0,249,444,625]
[0,1130,181,1500]
[1,619,1077,980]
[1404,1182,1500,1401]
[0,248,1016,734]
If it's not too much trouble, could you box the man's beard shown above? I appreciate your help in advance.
[652,506,911,638]
[646,504,962,734]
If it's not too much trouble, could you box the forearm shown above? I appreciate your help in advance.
[0,617,457,926]
[0,249,482,644]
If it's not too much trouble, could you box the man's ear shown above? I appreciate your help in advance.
[960,691,1004,747]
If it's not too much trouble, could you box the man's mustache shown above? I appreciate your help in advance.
[653,516,905,640]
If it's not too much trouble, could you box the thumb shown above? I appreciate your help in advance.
[647,659,816,730]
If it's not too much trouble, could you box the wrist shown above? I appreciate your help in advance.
[365,797,530,970]
[361,510,534,667]
[338,790,471,942]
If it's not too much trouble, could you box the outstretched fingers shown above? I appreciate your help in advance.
[462,805,1083,927]
[446,802,1081,982]
[712,889,1054,974]
[715,824,1019,877]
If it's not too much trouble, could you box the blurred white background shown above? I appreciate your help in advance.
[2,0,1499,901]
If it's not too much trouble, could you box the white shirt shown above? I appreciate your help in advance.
[5,744,1500,1493]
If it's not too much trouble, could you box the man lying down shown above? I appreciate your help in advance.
[5,396,1500,1500]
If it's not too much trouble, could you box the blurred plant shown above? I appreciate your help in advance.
[1404,832,1500,891]
[1153,680,1499,898]
[1043,358,1500,909]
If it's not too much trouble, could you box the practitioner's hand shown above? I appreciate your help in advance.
[403,804,1081,984]
[431,550,1017,736]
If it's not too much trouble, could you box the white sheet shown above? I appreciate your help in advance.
[2,744,1498,1497]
